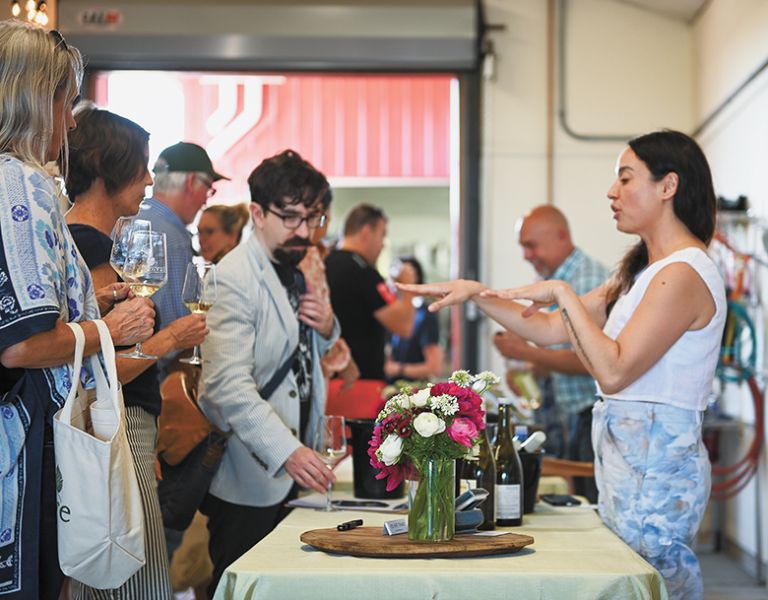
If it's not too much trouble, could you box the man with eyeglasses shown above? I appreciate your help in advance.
[140,141,228,381]
[198,149,340,596]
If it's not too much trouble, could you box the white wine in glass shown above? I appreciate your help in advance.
[313,415,347,512]
[180,261,217,365]
[120,230,168,360]
[109,217,151,279]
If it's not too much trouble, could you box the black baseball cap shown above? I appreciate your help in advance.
[154,142,229,181]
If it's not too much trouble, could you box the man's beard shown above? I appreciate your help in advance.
[273,237,310,266]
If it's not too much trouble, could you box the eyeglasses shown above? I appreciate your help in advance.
[194,175,217,198]
[49,30,69,51]
[266,207,327,230]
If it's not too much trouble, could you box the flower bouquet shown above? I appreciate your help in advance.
[368,370,499,541]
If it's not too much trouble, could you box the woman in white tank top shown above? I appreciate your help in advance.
[400,130,725,600]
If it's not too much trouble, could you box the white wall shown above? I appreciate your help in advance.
[479,0,694,375]
[693,0,768,575]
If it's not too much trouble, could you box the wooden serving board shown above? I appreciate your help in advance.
[300,527,534,558]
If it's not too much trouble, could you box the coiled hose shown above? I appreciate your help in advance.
[711,301,763,501]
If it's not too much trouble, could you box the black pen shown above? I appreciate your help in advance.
[337,519,363,531]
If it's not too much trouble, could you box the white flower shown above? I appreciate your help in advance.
[430,394,459,416]
[413,412,446,438]
[449,370,472,386]
[377,434,404,466]
[470,379,486,394]
[410,387,431,407]
[393,393,412,410]
[472,371,501,394]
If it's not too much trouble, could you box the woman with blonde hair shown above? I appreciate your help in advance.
[197,203,250,263]
[0,20,154,599]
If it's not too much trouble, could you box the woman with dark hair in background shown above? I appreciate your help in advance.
[384,256,443,382]
[197,203,250,264]
[65,104,208,599]
[400,130,725,600]
[0,21,154,599]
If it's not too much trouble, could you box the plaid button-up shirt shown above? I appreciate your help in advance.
[547,248,609,415]
[140,197,194,379]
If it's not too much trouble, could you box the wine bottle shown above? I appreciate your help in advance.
[495,398,523,526]
[457,418,497,530]
[473,425,497,530]
[456,449,478,496]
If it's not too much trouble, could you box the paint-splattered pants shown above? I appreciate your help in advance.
[592,398,710,600]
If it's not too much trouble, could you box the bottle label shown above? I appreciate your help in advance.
[495,484,521,519]
[458,478,478,494]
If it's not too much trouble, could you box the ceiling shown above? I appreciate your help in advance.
[613,0,710,23]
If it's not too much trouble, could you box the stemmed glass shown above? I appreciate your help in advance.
[179,261,217,365]
[110,217,151,278]
[120,230,168,359]
[313,415,347,512]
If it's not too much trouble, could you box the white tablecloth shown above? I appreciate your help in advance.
[213,459,667,600]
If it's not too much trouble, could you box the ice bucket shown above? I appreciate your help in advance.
[347,418,405,500]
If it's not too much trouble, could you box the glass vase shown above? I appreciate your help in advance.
[408,457,455,542]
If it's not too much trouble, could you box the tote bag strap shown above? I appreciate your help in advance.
[61,322,87,422]
[89,320,120,414]
[91,319,118,389]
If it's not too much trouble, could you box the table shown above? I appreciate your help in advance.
[213,459,667,600]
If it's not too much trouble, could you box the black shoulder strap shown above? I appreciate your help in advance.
[259,345,299,401]
[294,268,307,295]
[259,267,306,401]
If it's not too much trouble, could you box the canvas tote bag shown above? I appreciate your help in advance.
[53,320,146,588]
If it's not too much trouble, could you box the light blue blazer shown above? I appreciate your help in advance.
[199,234,339,506]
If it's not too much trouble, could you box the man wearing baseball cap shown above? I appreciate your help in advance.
[140,142,228,563]
[140,142,229,378]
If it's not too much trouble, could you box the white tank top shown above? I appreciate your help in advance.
[596,247,726,411]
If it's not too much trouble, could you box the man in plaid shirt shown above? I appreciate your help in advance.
[141,142,229,381]
[494,205,608,502]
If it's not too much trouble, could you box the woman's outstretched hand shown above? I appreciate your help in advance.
[396,279,488,312]
[480,280,569,317]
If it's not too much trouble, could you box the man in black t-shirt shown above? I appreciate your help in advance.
[325,204,416,380]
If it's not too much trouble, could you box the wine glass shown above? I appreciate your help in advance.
[179,261,217,365]
[110,217,151,278]
[313,415,347,512]
[120,230,168,359]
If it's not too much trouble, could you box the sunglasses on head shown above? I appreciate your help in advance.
[49,29,69,51]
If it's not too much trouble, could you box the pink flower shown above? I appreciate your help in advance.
[446,417,478,448]
[457,398,485,430]
[375,463,405,492]
[368,424,385,466]
[430,382,472,401]
[369,426,404,490]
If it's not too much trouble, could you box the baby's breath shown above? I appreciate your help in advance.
[430,394,459,416]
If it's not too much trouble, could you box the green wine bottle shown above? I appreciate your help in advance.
[494,399,523,526]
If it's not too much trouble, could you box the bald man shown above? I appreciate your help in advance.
[493,205,608,501]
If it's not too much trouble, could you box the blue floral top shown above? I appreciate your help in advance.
[0,154,98,595]
[0,155,99,398]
